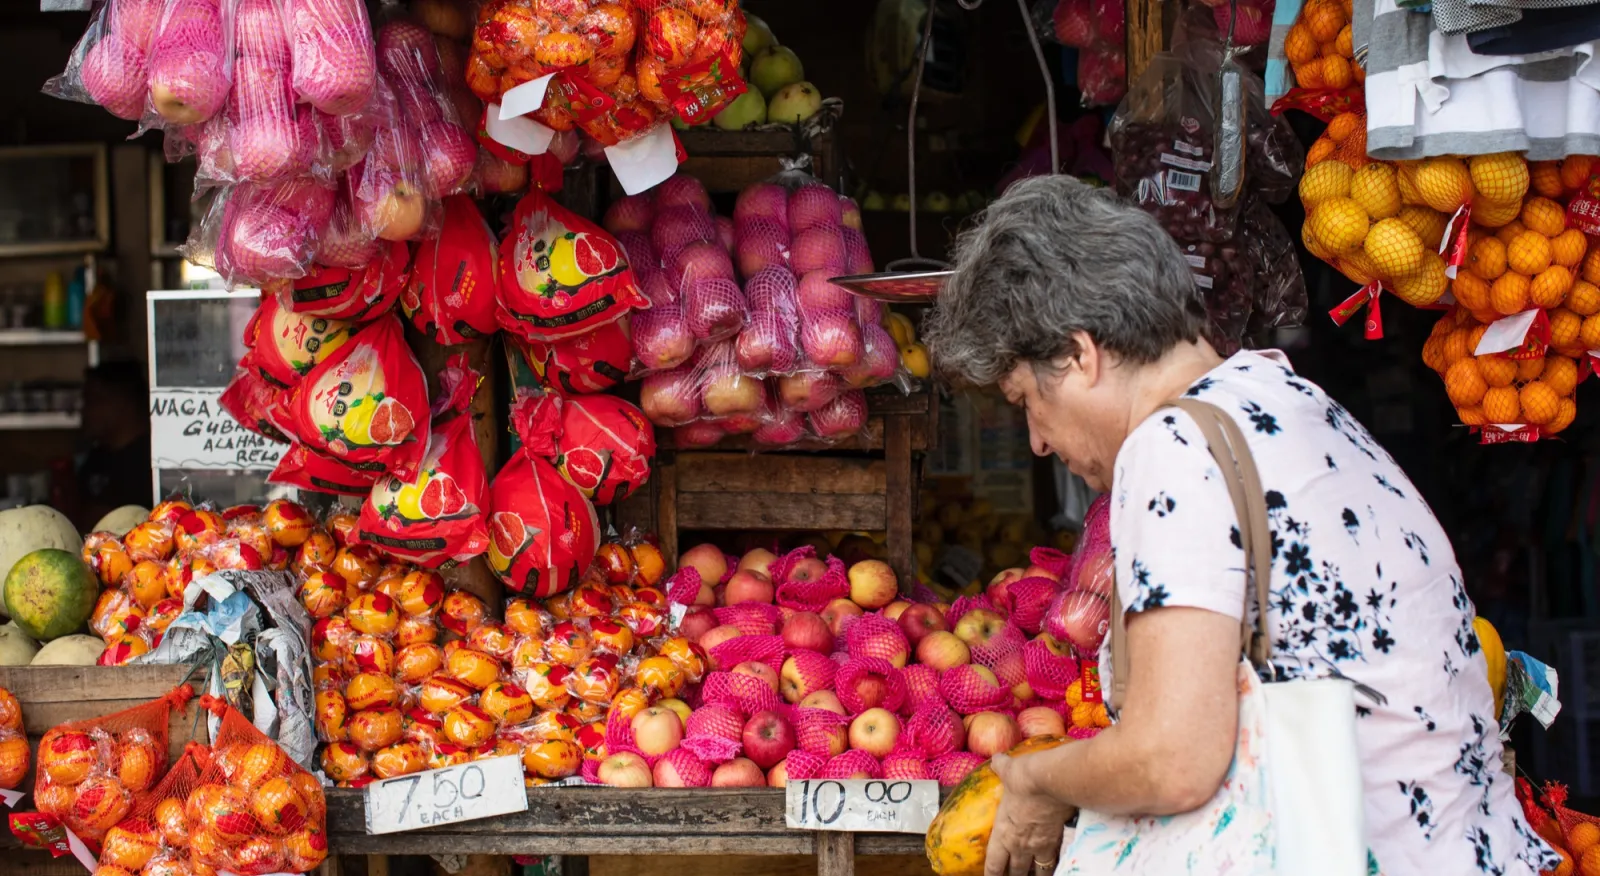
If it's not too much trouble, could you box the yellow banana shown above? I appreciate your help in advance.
[1474,616,1507,720]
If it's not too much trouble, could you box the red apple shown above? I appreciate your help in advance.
[800,690,846,715]
[817,723,849,756]
[1023,564,1061,582]
[699,625,745,664]
[1035,632,1071,657]
[953,608,1007,648]
[741,710,796,768]
[780,611,834,653]
[788,557,827,583]
[711,757,767,787]
[822,598,864,637]
[915,631,970,671]
[1017,706,1067,739]
[724,569,774,605]
[898,603,948,646]
[847,707,901,758]
[680,607,719,643]
[847,559,898,609]
[631,706,684,756]
[738,548,778,577]
[695,581,717,607]
[597,752,653,787]
[657,698,692,726]
[680,543,729,586]
[767,760,789,787]
[780,655,829,703]
[883,600,911,620]
[653,756,695,787]
[844,669,889,711]
[732,660,780,693]
[966,711,1021,758]
[988,567,1026,590]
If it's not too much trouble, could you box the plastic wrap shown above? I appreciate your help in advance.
[403,194,500,344]
[511,319,633,395]
[145,0,233,129]
[497,186,648,342]
[187,177,335,288]
[44,0,162,120]
[238,290,353,389]
[634,0,748,124]
[510,388,657,506]
[287,0,377,115]
[348,74,440,244]
[485,430,601,599]
[287,239,411,324]
[1242,199,1309,333]
[376,14,477,198]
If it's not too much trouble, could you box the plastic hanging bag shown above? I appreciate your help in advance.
[486,414,602,599]
[287,0,377,116]
[349,74,441,244]
[44,0,161,121]
[511,318,633,395]
[356,355,491,567]
[219,366,293,443]
[375,13,477,198]
[634,0,749,124]
[497,186,648,342]
[403,194,500,344]
[143,0,234,130]
[510,387,656,506]
[1243,198,1309,333]
[239,289,354,389]
[288,239,413,323]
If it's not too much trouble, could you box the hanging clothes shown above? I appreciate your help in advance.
[1466,6,1600,54]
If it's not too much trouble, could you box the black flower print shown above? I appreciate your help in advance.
[1444,650,1460,678]
[1402,529,1431,565]
[1284,543,1313,576]
[1147,493,1176,517]
[1469,826,1506,876]
[1374,473,1406,499]
[1242,401,1282,435]
[1343,508,1360,540]
[1415,706,1437,731]
[1511,813,1563,872]
[1325,453,1339,470]
[1161,414,1190,445]
[1399,780,1436,840]
[1372,625,1396,653]
[1454,714,1495,816]
[1126,558,1169,612]
[1327,401,1380,461]
[1183,377,1215,397]
[1286,377,1316,397]
[1266,490,1287,511]
[1230,526,1242,549]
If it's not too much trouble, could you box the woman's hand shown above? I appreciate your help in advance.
[985,751,1077,876]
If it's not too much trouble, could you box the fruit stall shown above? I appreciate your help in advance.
[0,0,1597,873]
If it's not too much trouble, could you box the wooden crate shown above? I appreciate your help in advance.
[0,664,204,795]
[619,129,843,196]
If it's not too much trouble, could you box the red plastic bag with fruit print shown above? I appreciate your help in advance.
[511,386,656,507]
[403,194,499,344]
[281,312,430,480]
[497,187,647,342]
[485,418,601,598]
[241,291,355,389]
[184,695,328,875]
[511,318,632,395]
[269,444,382,496]
[356,354,490,567]
[286,239,413,323]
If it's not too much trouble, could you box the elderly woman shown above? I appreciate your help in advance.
[922,176,1558,876]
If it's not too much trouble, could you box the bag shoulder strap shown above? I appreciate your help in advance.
[1108,397,1274,712]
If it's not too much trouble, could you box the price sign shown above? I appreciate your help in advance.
[364,756,527,835]
[784,779,940,834]
[150,387,287,471]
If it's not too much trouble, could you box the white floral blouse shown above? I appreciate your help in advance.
[1104,349,1559,876]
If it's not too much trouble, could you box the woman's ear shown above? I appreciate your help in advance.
[1074,331,1104,386]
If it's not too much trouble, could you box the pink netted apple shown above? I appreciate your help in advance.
[82,33,148,120]
[716,215,736,254]
[846,559,897,609]
[476,149,529,194]
[603,194,654,234]
[725,569,774,605]
[899,603,948,646]
[679,607,718,643]
[632,306,696,372]
[791,226,847,276]
[640,366,701,425]
[741,710,796,769]
[848,708,900,758]
[965,711,1021,758]
[420,121,477,196]
[766,760,789,787]
[779,611,833,653]
[777,370,842,413]
[679,543,727,586]
[235,0,290,64]
[779,651,833,704]
[953,608,1007,648]
[597,752,653,787]
[734,182,789,227]
[376,19,439,80]
[731,661,780,693]
[738,548,778,577]
[799,310,862,369]
[916,631,970,671]
[821,598,863,638]
[701,365,763,417]
[291,12,377,115]
[753,407,807,446]
[220,200,311,282]
[631,706,684,756]
[670,240,736,286]
[110,0,162,52]
[735,217,789,277]
[148,11,230,124]
[653,752,706,788]
[653,206,717,260]
[656,174,713,213]
[843,667,890,711]
[810,390,868,441]
[711,757,767,788]
[1017,706,1067,739]
[787,556,826,584]
[800,690,846,715]
[843,323,900,388]
[698,624,743,662]
[788,183,844,233]
[1052,591,1111,652]
[796,271,853,314]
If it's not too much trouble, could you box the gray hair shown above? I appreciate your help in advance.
[923,176,1207,386]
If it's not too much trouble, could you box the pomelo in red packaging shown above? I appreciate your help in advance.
[270,445,382,496]
[511,388,655,507]
[497,187,647,342]
[403,195,500,344]
[511,320,632,395]
[220,367,292,443]
[282,313,430,479]
[485,426,600,598]
[241,291,354,388]
[357,355,490,567]
[288,240,413,322]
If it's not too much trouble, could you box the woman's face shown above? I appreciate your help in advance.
[999,356,1123,492]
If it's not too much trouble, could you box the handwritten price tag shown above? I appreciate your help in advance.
[784,779,939,834]
[364,756,528,835]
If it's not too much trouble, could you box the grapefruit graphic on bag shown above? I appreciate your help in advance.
[497,187,646,342]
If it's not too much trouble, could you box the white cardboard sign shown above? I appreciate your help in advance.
[151,387,285,471]
[605,124,681,196]
[487,102,555,156]
[784,778,940,834]
[364,756,528,835]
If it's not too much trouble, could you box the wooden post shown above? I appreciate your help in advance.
[655,455,679,568]
[816,832,855,876]
[365,856,388,876]
[885,415,914,588]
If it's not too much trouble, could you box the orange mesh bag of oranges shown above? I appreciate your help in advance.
[1278,0,1362,114]
[0,685,27,792]
[184,695,327,875]
[95,743,209,876]
[1520,779,1600,876]
[21,684,194,847]
[1424,308,1579,442]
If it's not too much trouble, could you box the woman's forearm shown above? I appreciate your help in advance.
[1017,721,1213,816]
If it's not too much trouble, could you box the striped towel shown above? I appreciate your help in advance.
[1265,0,1307,102]
[1366,0,1600,158]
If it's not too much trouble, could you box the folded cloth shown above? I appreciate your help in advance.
[1468,4,1600,53]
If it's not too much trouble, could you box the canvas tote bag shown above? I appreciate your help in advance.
[1060,398,1367,876]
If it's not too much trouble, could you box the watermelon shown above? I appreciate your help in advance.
[3,548,99,642]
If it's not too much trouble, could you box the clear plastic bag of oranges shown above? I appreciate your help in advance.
[0,686,26,793]
[28,684,194,845]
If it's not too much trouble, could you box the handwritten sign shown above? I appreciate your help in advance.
[364,756,528,835]
[784,779,939,834]
[150,387,286,471]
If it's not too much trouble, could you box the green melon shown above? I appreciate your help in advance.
[3,548,99,642]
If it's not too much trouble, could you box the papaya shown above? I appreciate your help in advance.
[926,735,1070,876]
[1474,616,1506,720]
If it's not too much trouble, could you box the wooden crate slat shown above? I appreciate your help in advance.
[675,454,885,495]
[327,788,783,836]
[676,493,886,531]
[0,665,196,707]
[329,835,816,856]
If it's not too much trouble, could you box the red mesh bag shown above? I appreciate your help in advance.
[782,650,837,696]
[241,291,354,389]
[1010,577,1065,635]
[901,665,945,712]
[497,187,647,342]
[699,671,783,715]
[286,241,411,324]
[656,748,711,787]
[882,752,930,781]
[707,634,784,672]
[945,594,996,628]
[821,750,881,780]
[665,566,701,606]
[939,665,1013,715]
[356,355,490,567]
[404,194,499,344]
[220,367,292,443]
[511,389,656,507]
[737,266,801,376]
[846,614,910,665]
[513,320,633,396]
[270,443,382,496]
[772,548,848,612]
[784,749,825,780]
[281,313,430,479]
[931,752,985,787]
[0,686,26,791]
[835,657,906,715]
[992,651,1028,689]
[484,402,601,598]
[791,707,849,756]
[1024,638,1080,701]
[713,603,781,636]
[634,1,748,124]
[904,703,965,759]
[1030,546,1073,579]
[970,622,1027,670]
[26,684,194,846]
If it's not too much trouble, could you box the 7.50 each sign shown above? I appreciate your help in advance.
[364,756,528,835]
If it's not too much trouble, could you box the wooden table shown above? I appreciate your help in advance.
[324,787,930,876]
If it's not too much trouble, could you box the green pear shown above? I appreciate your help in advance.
[862,191,888,211]
[744,14,777,57]
[767,81,822,124]
[750,46,804,98]
[713,88,767,130]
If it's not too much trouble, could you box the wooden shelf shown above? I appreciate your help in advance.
[0,329,85,346]
[0,411,80,431]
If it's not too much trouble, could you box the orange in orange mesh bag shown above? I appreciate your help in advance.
[185,695,327,875]
[282,312,430,480]
[98,743,210,874]
[0,686,26,791]
[19,684,193,847]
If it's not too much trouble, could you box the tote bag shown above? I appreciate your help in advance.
[1060,398,1367,876]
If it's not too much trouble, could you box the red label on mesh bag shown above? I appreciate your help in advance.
[660,51,747,125]
[1081,661,1103,704]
